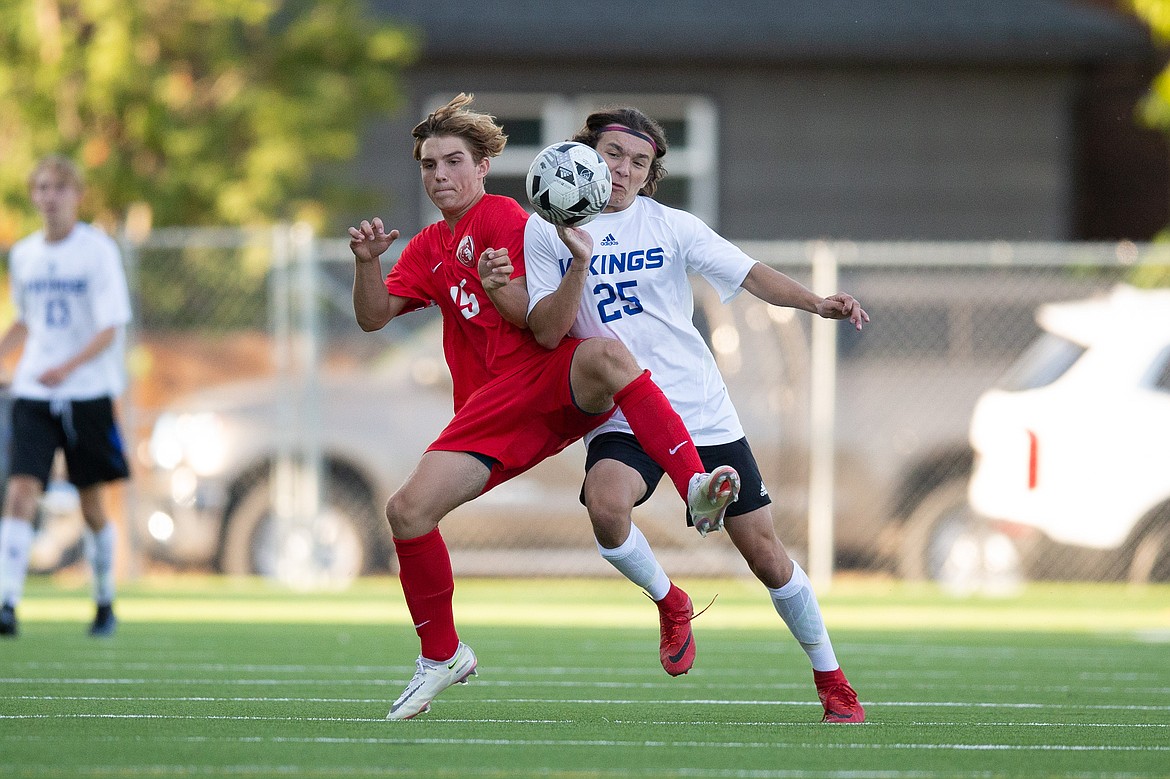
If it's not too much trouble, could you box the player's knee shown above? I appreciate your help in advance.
[584,492,634,547]
[583,338,640,389]
[383,486,442,540]
[383,491,416,533]
[732,521,793,587]
[3,476,42,519]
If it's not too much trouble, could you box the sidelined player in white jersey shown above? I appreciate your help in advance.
[0,156,132,639]
[524,107,870,723]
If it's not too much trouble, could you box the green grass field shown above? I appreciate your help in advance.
[1,575,1168,778]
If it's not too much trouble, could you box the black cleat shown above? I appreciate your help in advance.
[88,603,117,637]
[0,603,17,637]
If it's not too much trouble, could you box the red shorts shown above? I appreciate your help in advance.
[428,337,615,492]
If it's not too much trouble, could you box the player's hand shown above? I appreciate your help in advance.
[37,365,70,387]
[556,225,594,271]
[479,248,513,291]
[817,293,870,331]
[349,217,400,263]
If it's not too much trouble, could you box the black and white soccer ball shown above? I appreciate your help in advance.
[526,141,612,227]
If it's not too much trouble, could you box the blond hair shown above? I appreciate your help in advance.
[28,155,84,191]
[412,93,507,162]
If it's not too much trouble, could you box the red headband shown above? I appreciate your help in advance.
[599,124,659,155]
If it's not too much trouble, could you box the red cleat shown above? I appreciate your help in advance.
[814,667,866,723]
[656,584,696,676]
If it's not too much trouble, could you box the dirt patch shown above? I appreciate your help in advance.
[130,330,276,413]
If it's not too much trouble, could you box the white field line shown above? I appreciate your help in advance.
[10,656,1170,681]
[2,705,1169,730]
[2,675,1169,698]
[2,678,1170,711]
[2,726,1170,754]
[2,694,1169,713]
[0,768,1153,779]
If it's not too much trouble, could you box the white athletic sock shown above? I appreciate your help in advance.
[596,522,671,601]
[85,524,117,606]
[0,517,35,607]
[768,560,840,672]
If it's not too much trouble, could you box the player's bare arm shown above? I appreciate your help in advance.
[350,217,410,332]
[527,225,593,349]
[478,247,529,329]
[0,321,29,366]
[816,292,869,330]
[37,327,117,388]
[741,263,869,331]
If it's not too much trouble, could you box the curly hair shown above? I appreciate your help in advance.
[572,107,669,196]
[412,93,507,162]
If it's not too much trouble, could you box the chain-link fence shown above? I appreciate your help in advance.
[4,228,1169,589]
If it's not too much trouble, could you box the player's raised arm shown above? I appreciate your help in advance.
[350,217,410,332]
[740,262,869,331]
[526,225,593,349]
[478,247,529,329]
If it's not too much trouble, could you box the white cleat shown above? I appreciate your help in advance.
[687,465,741,537]
[386,642,478,720]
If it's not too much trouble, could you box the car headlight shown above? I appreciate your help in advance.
[148,411,228,476]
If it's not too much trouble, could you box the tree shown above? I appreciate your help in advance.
[1127,1,1170,283]
[1132,1,1170,128]
[0,0,416,246]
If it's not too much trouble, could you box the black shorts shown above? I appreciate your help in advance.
[582,432,771,525]
[8,397,130,489]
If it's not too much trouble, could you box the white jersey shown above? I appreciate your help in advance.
[7,223,132,400]
[525,196,756,446]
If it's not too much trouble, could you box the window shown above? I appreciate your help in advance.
[1149,346,1170,394]
[996,333,1086,392]
[421,93,719,227]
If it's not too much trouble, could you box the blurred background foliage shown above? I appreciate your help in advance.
[1129,0,1170,284]
[0,0,416,248]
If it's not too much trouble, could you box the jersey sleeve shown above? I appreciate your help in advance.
[384,239,436,315]
[674,210,757,304]
[90,233,132,330]
[522,214,565,317]
[495,198,530,280]
[8,241,27,322]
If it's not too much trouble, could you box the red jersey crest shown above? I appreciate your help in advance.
[456,235,476,267]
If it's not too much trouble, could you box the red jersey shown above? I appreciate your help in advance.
[385,195,547,411]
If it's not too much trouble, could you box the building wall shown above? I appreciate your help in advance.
[721,64,1080,239]
[344,57,1153,242]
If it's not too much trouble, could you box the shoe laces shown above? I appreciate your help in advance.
[655,593,717,630]
[821,682,859,710]
[407,656,432,682]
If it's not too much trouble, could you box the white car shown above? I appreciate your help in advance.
[968,285,1170,583]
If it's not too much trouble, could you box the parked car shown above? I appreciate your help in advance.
[134,315,608,588]
[134,271,1061,588]
[968,285,1170,583]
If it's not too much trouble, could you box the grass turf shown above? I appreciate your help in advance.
[1,575,1168,778]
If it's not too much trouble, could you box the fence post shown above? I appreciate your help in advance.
[116,229,143,580]
[268,223,325,588]
[807,241,838,590]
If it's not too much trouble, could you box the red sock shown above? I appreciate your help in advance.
[657,581,689,608]
[393,528,459,661]
[614,370,704,499]
[814,667,847,690]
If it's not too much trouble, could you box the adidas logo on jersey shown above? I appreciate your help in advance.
[600,233,619,246]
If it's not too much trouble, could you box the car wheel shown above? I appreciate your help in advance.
[1128,523,1170,584]
[220,477,378,589]
[898,479,1023,594]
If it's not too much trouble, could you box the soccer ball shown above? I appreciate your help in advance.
[526,141,612,227]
